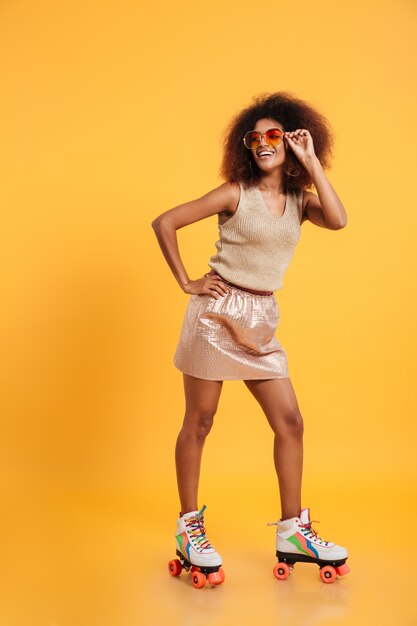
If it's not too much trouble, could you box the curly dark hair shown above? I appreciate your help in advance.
[219,91,335,192]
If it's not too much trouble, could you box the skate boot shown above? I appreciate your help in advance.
[168,504,225,588]
[267,507,350,584]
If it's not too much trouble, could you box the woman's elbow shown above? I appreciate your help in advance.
[151,215,175,233]
[151,216,164,229]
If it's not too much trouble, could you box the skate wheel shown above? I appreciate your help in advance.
[191,571,207,589]
[168,559,182,577]
[208,571,223,585]
[320,565,337,584]
[218,567,225,582]
[336,563,350,576]
[273,562,290,580]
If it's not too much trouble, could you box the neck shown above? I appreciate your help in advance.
[258,171,285,194]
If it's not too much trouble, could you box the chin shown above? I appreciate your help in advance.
[259,163,279,171]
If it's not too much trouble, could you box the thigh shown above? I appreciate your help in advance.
[183,373,224,416]
[243,377,302,434]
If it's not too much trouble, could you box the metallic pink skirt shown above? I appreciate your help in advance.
[173,280,289,381]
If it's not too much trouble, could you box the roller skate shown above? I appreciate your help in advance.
[168,504,225,589]
[267,507,350,584]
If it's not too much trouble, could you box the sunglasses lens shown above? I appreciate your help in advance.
[243,131,260,149]
[265,129,283,146]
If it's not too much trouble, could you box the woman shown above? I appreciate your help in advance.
[152,92,350,587]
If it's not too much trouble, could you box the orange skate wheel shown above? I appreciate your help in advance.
[320,565,337,584]
[336,563,350,576]
[273,562,290,580]
[191,571,207,589]
[218,567,225,582]
[168,559,182,577]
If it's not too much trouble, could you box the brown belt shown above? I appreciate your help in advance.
[206,269,273,296]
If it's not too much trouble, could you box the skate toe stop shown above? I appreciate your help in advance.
[336,563,350,576]
[208,571,223,585]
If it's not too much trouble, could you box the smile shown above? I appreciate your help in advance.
[257,151,275,159]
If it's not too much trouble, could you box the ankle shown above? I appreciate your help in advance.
[180,507,199,517]
[281,510,300,520]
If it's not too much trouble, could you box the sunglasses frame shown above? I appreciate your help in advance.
[243,127,285,150]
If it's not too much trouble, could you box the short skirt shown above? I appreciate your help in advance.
[173,281,289,381]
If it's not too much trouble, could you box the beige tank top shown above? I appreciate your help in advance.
[207,182,303,291]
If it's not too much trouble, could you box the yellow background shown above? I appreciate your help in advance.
[1,0,416,624]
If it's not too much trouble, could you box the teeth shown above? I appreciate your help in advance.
[259,152,273,156]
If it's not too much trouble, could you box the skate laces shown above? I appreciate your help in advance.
[300,519,331,545]
[184,504,213,551]
[300,519,320,539]
[267,517,330,545]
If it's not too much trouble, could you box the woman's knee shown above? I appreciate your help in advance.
[182,406,217,441]
[276,408,304,437]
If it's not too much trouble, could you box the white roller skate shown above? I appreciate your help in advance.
[267,507,350,584]
[168,504,225,588]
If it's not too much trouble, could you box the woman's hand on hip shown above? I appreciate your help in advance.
[183,273,230,299]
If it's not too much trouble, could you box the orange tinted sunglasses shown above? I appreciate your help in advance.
[243,128,285,150]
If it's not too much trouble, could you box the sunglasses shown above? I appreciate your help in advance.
[243,128,285,150]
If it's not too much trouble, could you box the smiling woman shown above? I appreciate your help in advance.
[151,90,349,589]
[220,91,336,192]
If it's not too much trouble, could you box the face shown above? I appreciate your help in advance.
[250,118,286,171]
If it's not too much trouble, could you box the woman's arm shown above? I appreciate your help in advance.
[301,157,348,229]
[151,182,239,297]
[284,129,347,230]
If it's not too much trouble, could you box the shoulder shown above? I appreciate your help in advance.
[221,180,241,203]
[216,181,242,217]
[299,188,318,224]
[290,187,305,224]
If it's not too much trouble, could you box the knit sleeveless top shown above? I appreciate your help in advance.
[207,182,303,291]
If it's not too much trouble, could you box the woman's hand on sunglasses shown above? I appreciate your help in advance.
[284,129,316,163]
[183,274,230,299]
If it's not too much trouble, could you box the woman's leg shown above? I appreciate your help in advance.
[243,377,304,520]
[175,373,223,515]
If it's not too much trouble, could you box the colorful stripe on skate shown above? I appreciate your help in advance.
[176,532,191,560]
[288,532,320,558]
